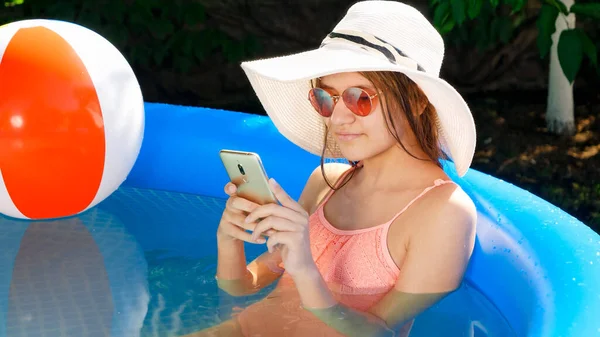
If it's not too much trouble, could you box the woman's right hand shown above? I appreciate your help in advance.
[217,182,267,244]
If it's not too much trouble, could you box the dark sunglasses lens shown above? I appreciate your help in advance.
[342,88,373,116]
[308,88,334,117]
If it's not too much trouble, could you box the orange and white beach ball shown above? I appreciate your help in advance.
[0,19,144,220]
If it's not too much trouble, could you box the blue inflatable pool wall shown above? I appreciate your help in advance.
[124,102,600,337]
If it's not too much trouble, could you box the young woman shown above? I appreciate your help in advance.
[184,1,477,336]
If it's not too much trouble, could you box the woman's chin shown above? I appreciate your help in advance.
[338,149,366,163]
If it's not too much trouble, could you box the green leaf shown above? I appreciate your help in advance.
[439,16,456,34]
[557,29,583,83]
[433,2,451,28]
[570,3,600,20]
[536,4,558,59]
[489,0,499,8]
[451,0,466,25]
[577,29,598,68]
[432,1,457,34]
[467,0,482,19]
[545,0,568,15]
[513,0,527,12]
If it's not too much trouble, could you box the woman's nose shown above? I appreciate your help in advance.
[329,101,355,125]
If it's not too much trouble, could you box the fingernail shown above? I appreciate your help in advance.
[269,178,278,187]
[256,238,266,244]
[244,216,251,223]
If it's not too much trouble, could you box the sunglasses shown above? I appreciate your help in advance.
[308,87,380,118]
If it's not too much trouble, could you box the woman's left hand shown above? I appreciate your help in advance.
[245,178,316,278]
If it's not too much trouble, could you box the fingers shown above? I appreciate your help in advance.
[219,213,265,243]
[245,203,305,225]
[224,182,237,196]
[250,216,297,242]
[220,180,303,246]
[269,179,306,215]
[228,229,266,244]
[224,212,259,232]
[264,231,293,253]
[226,195,261,214]
[221,211,277,244]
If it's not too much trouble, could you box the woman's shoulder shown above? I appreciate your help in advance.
[409,180,476,233]
[397,180,477,258]
[388,181,478,293]
[297,162,352,214]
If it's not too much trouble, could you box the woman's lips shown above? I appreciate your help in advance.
[335,133,361,141]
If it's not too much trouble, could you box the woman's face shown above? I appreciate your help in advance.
[318,72,400,162]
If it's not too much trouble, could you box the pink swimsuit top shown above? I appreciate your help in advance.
[236,168,456,336]
[308,171,456,311]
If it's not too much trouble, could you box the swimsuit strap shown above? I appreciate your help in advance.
[384,178,457,226]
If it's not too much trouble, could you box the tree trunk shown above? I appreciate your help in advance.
[546,0,576,136]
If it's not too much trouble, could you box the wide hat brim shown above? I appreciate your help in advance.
[241,46,476,177]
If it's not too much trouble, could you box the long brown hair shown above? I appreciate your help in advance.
[314,71,447,189]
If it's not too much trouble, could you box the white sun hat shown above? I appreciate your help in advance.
[240,0,476,177]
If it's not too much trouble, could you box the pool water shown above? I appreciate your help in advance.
[0,186,517,337]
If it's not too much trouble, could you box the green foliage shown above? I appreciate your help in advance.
[546,0,569,15]
[432,0,524,50]
[429,0,599,84]
[536,4,559,59]
[0,0,261,73]
[557,28,583,83]
[570,3,600,20]
[4,0,23,7]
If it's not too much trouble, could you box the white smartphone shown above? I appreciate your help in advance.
[219,149,277,205]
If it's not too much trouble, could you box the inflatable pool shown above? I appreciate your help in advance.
[0,102,599,337]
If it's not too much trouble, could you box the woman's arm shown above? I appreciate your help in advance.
[296,186,477,336]
[216,239,284,296]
